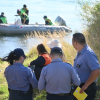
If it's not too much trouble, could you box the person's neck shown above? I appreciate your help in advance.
[78,44,86,52]
[52,56,61,60]
[15,61,23,64]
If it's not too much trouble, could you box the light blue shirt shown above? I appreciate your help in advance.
[4,62,38,91]
[73,44,100,83]
[38,59,80,94]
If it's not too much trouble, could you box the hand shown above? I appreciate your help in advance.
[80,85,88,93]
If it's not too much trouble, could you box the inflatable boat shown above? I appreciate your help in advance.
[0,16,72,35]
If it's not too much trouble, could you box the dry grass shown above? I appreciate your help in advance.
[25,30,76,65]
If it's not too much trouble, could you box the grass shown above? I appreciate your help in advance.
[0,31,100,100]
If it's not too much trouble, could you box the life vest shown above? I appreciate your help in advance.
[21,8,28,15]
[41,54,51,65]
[0,16,7,24]
[45,18,53,25]
[20,13,29,20]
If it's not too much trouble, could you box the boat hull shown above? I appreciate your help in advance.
[0,24,72,35]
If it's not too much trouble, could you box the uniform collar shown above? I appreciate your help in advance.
[13,62,23,66]
[78,44,88,55]
[51,58,62,63]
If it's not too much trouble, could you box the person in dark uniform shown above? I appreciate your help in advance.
[17,9,29,25]
[0,12,7,24]
[38,47,80,100]
[3,48,38,100]
[72,33,100,100]
[43,15,53,25]
[21,4,29,15]
[29,44,51,80]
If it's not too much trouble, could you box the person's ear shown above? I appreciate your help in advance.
[61,54,63,59]
[20,56,24,60]
[50,55,52,59]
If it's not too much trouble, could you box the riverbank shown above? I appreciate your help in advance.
[0,32,100,100]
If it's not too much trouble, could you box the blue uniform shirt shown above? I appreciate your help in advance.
[73,44,100,83]
[4,62,38,91]
[38,59,80,94]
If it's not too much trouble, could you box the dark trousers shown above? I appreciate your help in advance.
[46,94,71,100]
[8,89,33,100]
[74,82,98,100]
[21,19,29,25]
[0,19,3,23]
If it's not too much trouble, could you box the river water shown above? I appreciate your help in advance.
[0,0,82,57]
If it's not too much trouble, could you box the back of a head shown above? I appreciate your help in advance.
[37,44,48,55]
[2,48,26,65]
[50,47,63,58]
[1,12,4,15]
[73,33,86,45]
[23,4,27,8]
[47,39,62,49]
[43,15,47,19]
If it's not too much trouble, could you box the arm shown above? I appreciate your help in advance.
[71,66,80,86]
[80,53,100,93]
[80,69,100,93]
[30,56,45,67]
[26,10,29,15]
[38,67,46,90]
[28,68,38,88]
[45,21,48,25]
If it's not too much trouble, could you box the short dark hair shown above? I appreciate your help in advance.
[43,16,47,19]
[23,4,27,8]
[1,12,4,15]
[37,44,48,55]
[73,33,86,45]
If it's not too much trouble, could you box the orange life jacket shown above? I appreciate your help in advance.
[41,54,51,66]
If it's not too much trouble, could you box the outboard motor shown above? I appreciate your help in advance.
[55,16,67,26]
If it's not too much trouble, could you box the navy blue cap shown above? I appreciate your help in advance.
[43,16,47,18]
[14,48,26,58]
[50,47,62,54]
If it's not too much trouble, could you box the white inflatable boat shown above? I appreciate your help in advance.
[0,16,72,35]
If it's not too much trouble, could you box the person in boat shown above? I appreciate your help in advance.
[43,15,53,25]
[21,4,29,15]
[0,12,7,24]
[17,9,29,25]
[29,44,51,80]
[3,48,38,100]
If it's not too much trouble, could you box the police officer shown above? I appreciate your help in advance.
[72,33,100,100]
[38,47,80,100]
[0,12,7,24]
[21,4,29,15]
[4,48,38,100]
[43,15,53,25]
[17,9,29,25]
